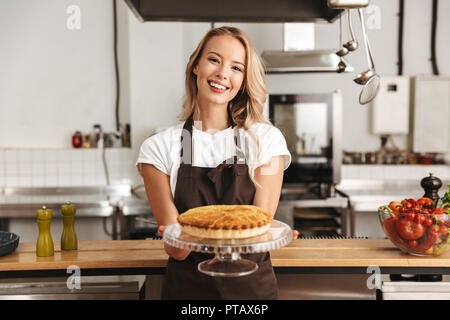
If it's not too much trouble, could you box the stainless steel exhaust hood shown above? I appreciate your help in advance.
[261,22,354,74]
[261,50,353,73]
[122,0,360,73]
[124,0,343,23]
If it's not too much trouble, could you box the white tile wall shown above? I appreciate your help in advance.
[4,154,446,188]
[0,148,135,187]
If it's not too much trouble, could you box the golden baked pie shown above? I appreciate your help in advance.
[177,205,273,239]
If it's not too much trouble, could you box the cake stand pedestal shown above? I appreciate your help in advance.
[163,220,292,277]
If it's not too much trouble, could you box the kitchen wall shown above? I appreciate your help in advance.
[0,148,134,187]
[1,0,449,189]
[125,0,450,185]
[0,0,129,148]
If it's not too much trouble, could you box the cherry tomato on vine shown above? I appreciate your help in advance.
[415,214,426,225]
[424,218,433,227]
[417,197,434,207]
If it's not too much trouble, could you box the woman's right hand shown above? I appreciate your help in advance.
[157,225,166,237]
[158,225,191,261]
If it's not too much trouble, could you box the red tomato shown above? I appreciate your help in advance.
[396,218,426,240]
[383,217,408,248]
[417,197,434,207]
[415,214,426,225]
[424,218,433,227]
[396,217,426,240]
[440,226,448,236]
[407,212,416,221]
[430,224,441,234]
[414,226,440,252]
[431,208,446,215]
[409,240,418,249]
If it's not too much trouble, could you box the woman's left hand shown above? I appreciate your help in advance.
[292,230,300,239]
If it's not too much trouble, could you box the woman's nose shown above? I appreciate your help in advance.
[216,65,228,80]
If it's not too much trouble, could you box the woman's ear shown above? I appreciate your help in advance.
[193,64,199,76]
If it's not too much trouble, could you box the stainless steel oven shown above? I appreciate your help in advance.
[268,91,343,198]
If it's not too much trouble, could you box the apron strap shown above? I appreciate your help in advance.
[180,116,193,165]
[234,129,246,164]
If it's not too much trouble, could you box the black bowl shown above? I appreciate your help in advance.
[0,231,20,257]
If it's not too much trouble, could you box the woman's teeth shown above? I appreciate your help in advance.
[208,81,227,90]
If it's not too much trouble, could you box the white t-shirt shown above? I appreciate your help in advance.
[136,122,291,197]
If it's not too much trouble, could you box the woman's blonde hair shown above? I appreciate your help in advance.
[180,26,271,187]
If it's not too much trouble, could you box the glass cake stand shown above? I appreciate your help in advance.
[163,220,292,277]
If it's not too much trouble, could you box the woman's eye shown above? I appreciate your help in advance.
[232,66,242,72]
[208,57,219,63]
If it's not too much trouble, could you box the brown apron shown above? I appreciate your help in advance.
[161,116,278,300]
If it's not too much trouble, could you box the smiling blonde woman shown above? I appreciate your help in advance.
[136,26,292,300]
[182,26,271,185]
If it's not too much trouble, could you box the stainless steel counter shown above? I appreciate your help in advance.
[0,185,153,241]
[0,186,133,218]
[0,202,113,218]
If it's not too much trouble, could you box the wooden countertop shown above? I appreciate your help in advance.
[1,239,450,273]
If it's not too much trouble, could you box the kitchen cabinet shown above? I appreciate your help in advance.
[371,76,409,135]
[0,277,144,300]
[409,75,450,153]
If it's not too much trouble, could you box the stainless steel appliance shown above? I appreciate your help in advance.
[268,91,345,237]
[269,91,342,198]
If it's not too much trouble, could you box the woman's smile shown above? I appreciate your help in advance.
[208,80,229,93]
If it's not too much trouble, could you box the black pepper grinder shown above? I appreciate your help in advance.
[419,173,443,282]
[421,173,442,208]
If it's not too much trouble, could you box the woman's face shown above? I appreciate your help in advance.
[193,35,246,109]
